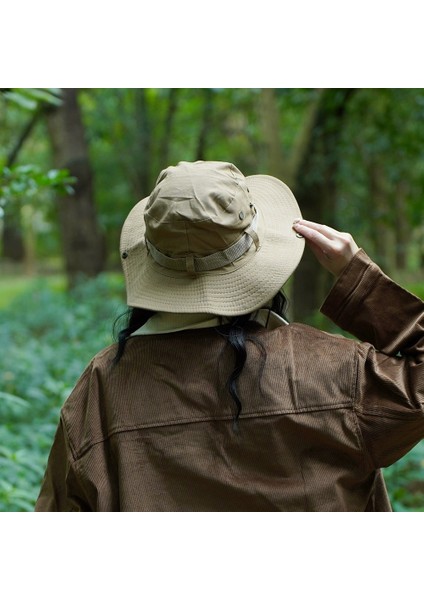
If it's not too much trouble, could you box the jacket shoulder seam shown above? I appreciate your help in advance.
[71,403,354,460]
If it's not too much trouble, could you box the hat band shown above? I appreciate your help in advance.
[146,212,260,274]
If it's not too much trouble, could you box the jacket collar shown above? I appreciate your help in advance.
[131,309,288,336]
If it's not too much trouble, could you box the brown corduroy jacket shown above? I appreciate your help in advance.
[35,250,424,511]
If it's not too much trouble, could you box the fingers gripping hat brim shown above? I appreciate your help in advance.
[120,174,305,316]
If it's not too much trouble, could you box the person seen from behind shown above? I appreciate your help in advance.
[35,161,424,511]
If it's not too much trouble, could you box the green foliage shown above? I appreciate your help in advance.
[2,88,424,274]
[0,274,66,309]
[1,89,62,111]
[336,88,424,270]
[406,281,424,300]
[0,88,76,263]
[0,275,126,511]
[0,164,76,263]
[0,164,76,209]
[384,444,424,512]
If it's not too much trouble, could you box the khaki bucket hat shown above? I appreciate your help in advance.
[120,160,304,315]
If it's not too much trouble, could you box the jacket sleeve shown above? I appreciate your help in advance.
[321,249,424,468]
[34,364,94,512]
[34,418,89,511]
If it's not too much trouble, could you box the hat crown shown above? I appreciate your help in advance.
[144,161,255,258]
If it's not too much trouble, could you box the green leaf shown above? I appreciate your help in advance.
[47,169,61,180]
[3,91,37,110]
[22,88,62,106]
[0,391,29,407]
[15,164,38,175]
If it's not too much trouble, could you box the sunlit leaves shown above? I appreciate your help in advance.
[1,88,62,111]
[0,164,76,209]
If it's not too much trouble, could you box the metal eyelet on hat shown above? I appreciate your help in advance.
[122,251,128,259]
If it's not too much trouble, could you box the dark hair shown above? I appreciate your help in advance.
[112,307,155,364]
[215,291,289,431]
[113,291,289,431]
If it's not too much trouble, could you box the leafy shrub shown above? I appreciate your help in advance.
[0,275,125,511]
[384,444,424,512]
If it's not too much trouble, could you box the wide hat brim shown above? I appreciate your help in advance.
[120,174,305,315]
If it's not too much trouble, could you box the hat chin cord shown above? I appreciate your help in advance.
[145,210,260,276]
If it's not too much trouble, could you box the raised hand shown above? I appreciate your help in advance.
[293,219,359,277]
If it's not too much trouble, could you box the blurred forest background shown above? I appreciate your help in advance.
[1,87,423,511]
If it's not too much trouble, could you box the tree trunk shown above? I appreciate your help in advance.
[394,180,409,271]
[47,88,105,285]
[292,89,356,322]
[196,88,214,160]
[134,88,152,197]
[257,89,354,322]
[159,88,178,169]
[259,89,323,187]
[259,89,287,181]
[2,217,25,261]
[368,162,391,273]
